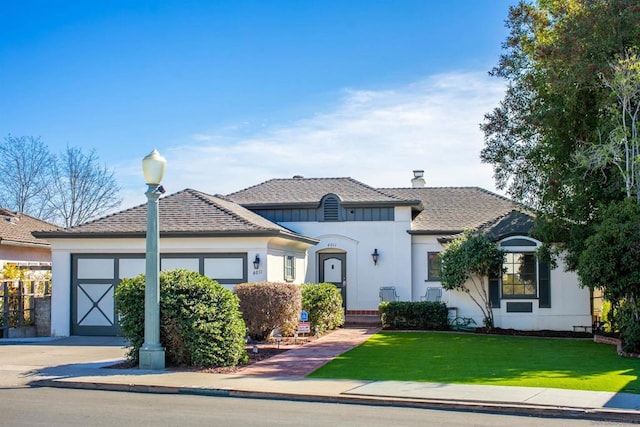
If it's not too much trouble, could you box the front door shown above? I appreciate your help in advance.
[318,253,347,309]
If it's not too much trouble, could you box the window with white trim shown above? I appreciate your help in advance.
[501,252,537,297]
[284,255,295,282]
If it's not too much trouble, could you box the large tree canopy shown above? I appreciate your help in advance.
[481,0,640,269]
[482,1,640,349]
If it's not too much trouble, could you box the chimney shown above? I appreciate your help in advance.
[411,170,425,188]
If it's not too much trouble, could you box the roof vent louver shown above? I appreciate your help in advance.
[323,196,340,221]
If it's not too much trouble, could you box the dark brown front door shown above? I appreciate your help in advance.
[318,253,346,309]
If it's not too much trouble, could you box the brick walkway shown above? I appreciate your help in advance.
[238,327,379,377]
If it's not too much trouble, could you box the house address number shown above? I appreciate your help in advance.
[327,243,337,248]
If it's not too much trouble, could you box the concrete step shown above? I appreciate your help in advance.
[345,314,381,327]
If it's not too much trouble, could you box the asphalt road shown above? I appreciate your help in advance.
[0,387,629,427]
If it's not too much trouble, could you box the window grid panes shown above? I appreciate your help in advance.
[502,252,537,297]
[284,255,295,282]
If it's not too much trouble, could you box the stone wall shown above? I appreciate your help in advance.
[34,296,51,337]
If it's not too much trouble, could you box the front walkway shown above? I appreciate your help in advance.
[239,327,379,376]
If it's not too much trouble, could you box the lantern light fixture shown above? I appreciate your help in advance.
[371,248,380,265]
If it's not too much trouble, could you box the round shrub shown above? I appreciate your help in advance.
[301,282,344,335]
[235,282,301,340]
[115,269,248,367]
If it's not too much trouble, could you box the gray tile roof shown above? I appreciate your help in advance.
[380,187,532,235]
[0,208,56,247]
[33,189,317,244]
[227,177,421,208]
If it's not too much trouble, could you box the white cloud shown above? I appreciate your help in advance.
[117,71,506,209]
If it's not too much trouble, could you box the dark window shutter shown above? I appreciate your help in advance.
[489,271,500,308]
[538,261,551,308]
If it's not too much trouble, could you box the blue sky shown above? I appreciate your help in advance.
[1,1,517,209]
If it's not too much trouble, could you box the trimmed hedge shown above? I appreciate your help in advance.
[235,282,301,340]
[379,301,448,330]
[301,282,344,335]
[115,269,248,367]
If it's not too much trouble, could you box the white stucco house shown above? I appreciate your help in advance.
[34,172,592,336]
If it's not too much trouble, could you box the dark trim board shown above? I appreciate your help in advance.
[71,252,248,336]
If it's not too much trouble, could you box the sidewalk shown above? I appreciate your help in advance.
[2,329,639,424]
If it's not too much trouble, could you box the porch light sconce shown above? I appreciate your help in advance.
[371,248,380,266]
[253,254,260,270]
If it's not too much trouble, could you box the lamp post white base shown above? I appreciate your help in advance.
[139,345,165,370]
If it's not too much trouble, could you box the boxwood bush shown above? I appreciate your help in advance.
[301,282,344,335]
[234,282,301,340]
[379,301,448,330]
[115,269,248,367]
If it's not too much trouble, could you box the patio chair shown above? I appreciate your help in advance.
[420,287,442,302]
[379,286,399,302]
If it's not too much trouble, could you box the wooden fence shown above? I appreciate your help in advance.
[0,280,51,338]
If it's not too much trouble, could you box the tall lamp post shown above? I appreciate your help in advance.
[139,149,166,370]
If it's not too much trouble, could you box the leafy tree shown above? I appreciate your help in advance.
[46,146,122,227]
[440,230,505,330]
[0,135,54,220]
[482,1,640,345]
[575,49,640,202]
[577,199,640,352]
[481,0,640,265]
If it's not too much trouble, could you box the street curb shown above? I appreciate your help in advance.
[31,379,640,424]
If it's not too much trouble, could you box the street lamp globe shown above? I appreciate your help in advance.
[142,149,167,185]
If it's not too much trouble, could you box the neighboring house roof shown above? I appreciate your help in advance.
[33,189,318,245]
[0,208,56,248]
[227,177,422,209]
[379,187,533,236]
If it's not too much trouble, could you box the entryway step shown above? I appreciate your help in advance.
[345,314,381,327]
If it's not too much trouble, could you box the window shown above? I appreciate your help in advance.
[427,252,441,281]
[284,255,295,282]
[502,252,536,297]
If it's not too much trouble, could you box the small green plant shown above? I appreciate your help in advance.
[301,282,344,335]
[234,282,301,340]
[378,301,448,330]
[115,269,248,367]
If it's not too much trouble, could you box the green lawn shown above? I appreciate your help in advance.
[308,332,640,394]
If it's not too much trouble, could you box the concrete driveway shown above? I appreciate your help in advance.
[0,337,127,388]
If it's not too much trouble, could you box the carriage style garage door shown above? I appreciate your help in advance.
[71,253,248,336]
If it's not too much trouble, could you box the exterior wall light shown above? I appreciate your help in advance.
[253,254,260,270]
[371,248,380,265]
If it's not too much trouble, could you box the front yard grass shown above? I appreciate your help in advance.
[308,332,640,394]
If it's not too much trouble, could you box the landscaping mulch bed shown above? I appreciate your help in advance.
[106,334,319,373]
[474,327,593,339]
